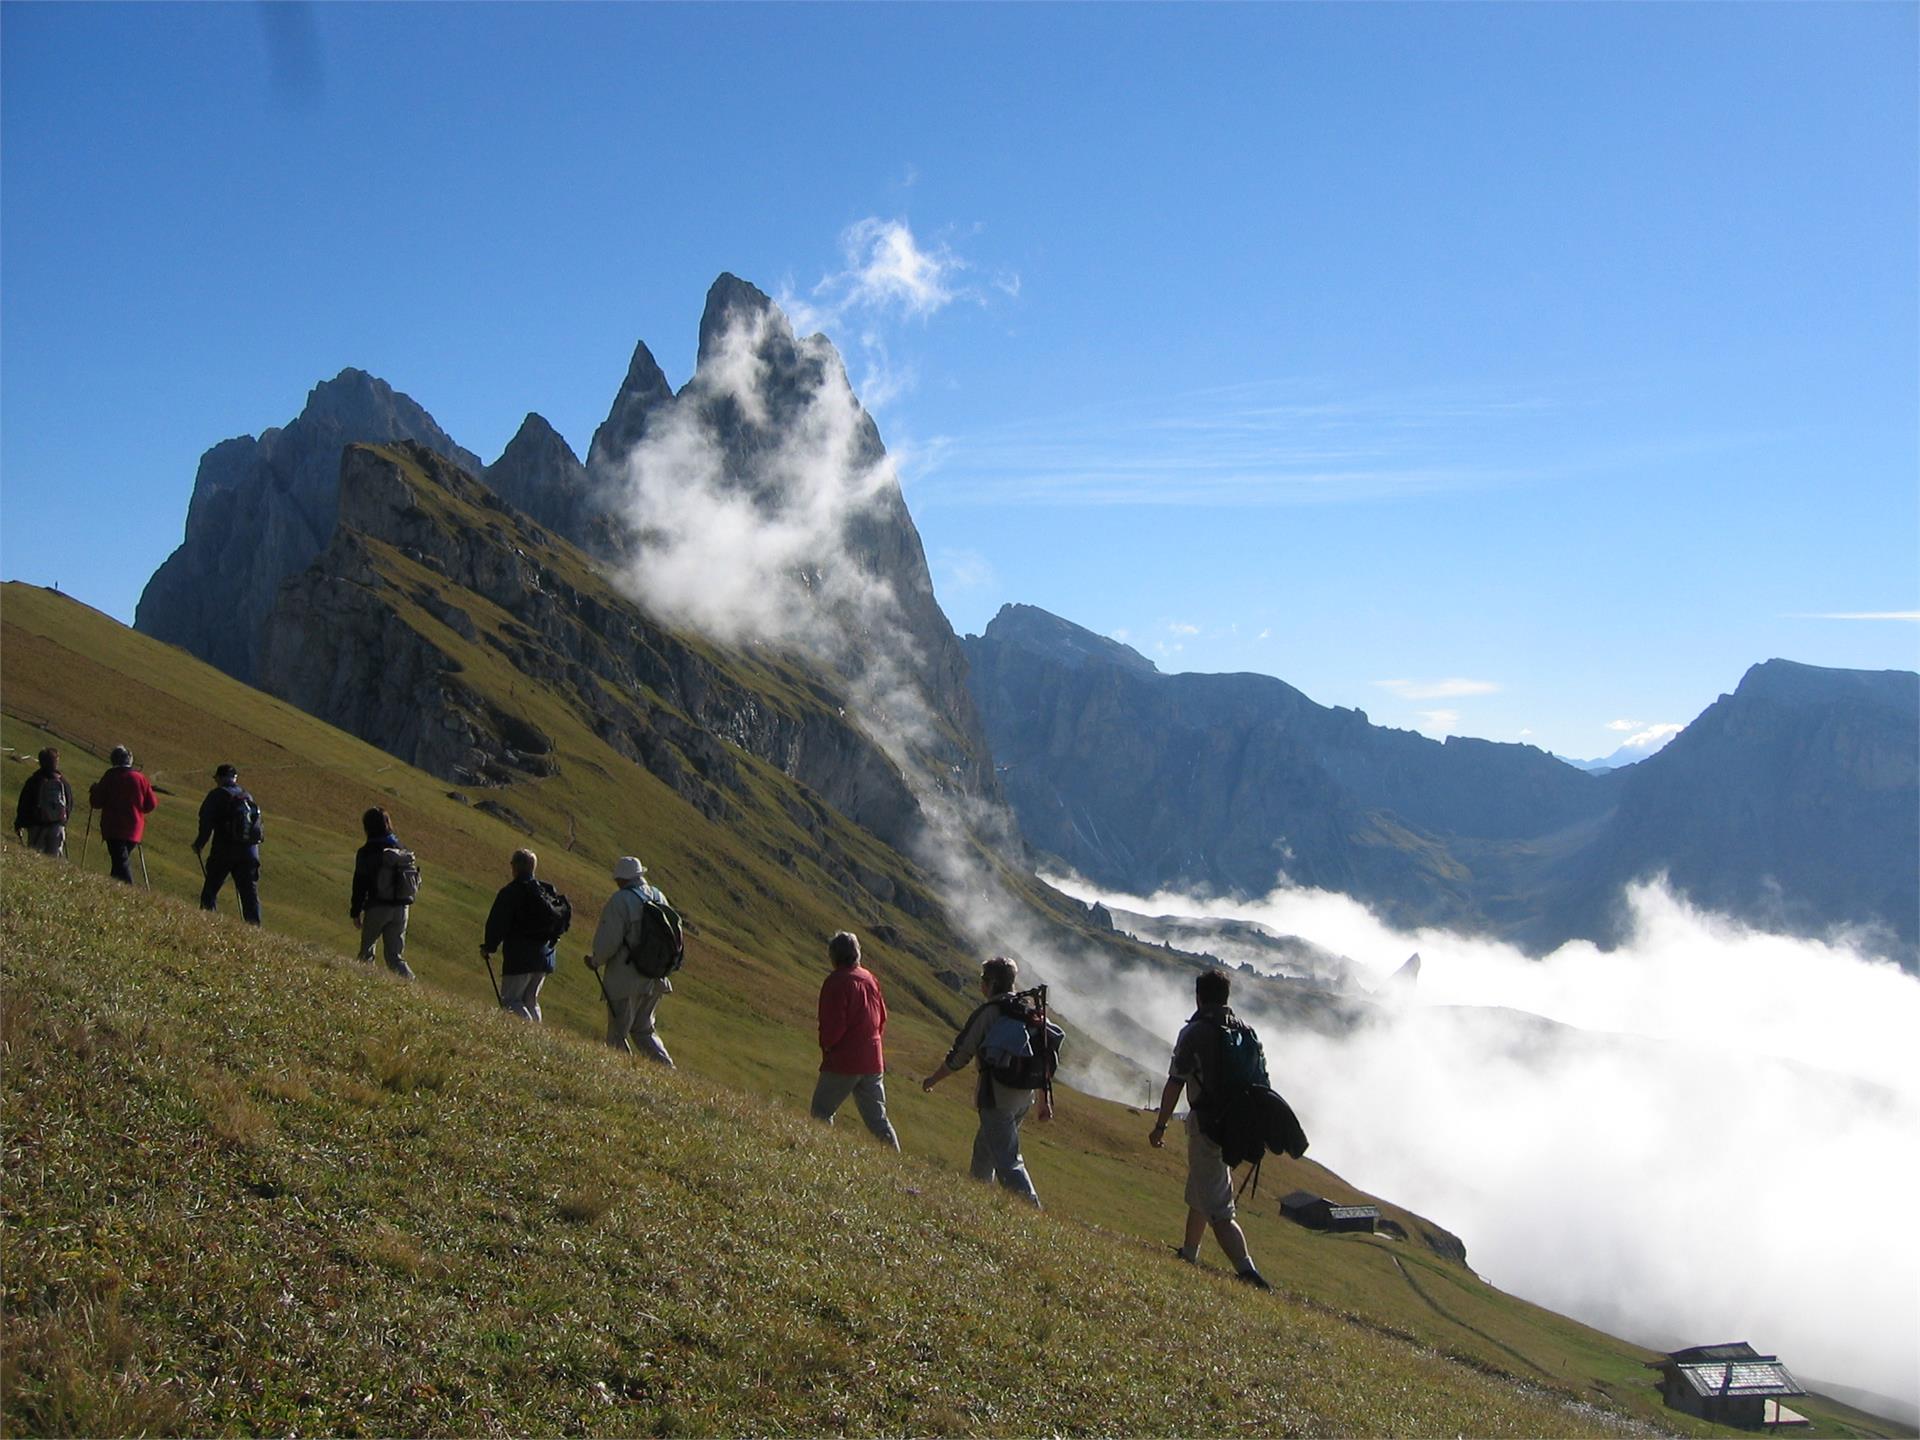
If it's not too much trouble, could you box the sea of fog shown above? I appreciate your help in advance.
[1046,872,1920,1421]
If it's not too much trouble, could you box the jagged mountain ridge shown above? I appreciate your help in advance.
[966,603,1919,965]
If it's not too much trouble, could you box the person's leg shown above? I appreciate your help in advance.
[969,1113,998,1183]
[1211,1216,1256,1272]
[630,982,673,1066]
[383,907,412,977]
[1183,1117,1235,1260]
[107,839,134,883]
[1180,1208,1210,1260]
[357,908,382,963]
[29,824,64,857]
[522,974,545,1023]
[851,1074,900,1150]
[498,972,536,1019]
[982,1092,1041,1207]
[810,1071,858,1123]
[234,858,262,925]
[606,992,635,1049]
[199,852,228,910]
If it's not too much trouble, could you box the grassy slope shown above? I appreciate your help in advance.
[3,582,1898,1436]
[5,851,1630,1438]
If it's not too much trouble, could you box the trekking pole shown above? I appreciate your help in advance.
[136,844,151,890]
[80,809,92,867]
[587,955,636,1055]
[482,950,502,1006]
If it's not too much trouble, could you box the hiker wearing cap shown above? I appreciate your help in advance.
[13,748,74,857]
[585,856,681,1066]
[192,763,263,924]
[87,745,157,884]
[922,955,1051,1209]
[1147,968,1273,1291]
[810,931,900,1150]
[482,849,568,1021]
[350,807,418,978]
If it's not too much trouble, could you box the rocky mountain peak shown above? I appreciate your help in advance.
[696,272,781,367]
[585,340,674,474]
[1730,657,1920,712]
[979,603,1160,676]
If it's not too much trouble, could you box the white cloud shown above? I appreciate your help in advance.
[1619,722,1682,753]
[1416,708,1460,733]
[1167,622,1200,636]
[1256,628,1271,641]
[935,547,996,594]
[1606,718,1642,732]
[1518,727,1533,737]
[1110,627,1131,642]
[1042,871,1920,1416]
[1788,611,1920,622]
[1375,677,1500,701]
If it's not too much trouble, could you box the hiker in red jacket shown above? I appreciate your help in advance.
[810,931,900,1150]
[87,745,157,884]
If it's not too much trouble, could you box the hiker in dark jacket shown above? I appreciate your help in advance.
[923,955,1051,1208]
[1147,969,1271,1290]
[191,763,262,924]
[349,807,416,978]
[810,931,899,1149]
[13,748,74,857]
[87,745,157,883]
[482,848,560,1021]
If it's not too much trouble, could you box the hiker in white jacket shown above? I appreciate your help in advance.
[585,855,676,1066]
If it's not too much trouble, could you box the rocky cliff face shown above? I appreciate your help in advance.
[135,369,482,683]
[260,442,925,858]
[966,605,1920,965]
[965,603,1612,933]
[1538,659,1919,958]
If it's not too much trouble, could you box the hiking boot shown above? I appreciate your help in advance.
[1236,1268,1273,1292]
[1170,1246,1198,1265]
[388,961,415,980]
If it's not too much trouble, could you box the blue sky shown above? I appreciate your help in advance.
[3,2,1914,758]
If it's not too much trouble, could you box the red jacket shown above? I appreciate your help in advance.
[818,964,888,1075]
[89,766,158,843]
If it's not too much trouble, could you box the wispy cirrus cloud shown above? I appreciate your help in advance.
[911,380,1564,508]
[1417,708,1461,734]
[1375,677,1501,701]
[1787,611,1920,622]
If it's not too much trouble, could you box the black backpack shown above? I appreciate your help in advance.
[979,988,1065,1092]
[1199,1020,1309,1192]
[625,896,685,979]
[372,847,422,905]
[530,880,572,942]
[222,789,263,847]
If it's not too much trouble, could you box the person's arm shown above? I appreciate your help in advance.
[481,888,509,955]
[138,775,157,815]
[349,845,372,919]
[923,1005,989,1090]
[14,775,36,831]
[1148,1075,1186,1147]
[585,897,627,970]
[192,791,216,852]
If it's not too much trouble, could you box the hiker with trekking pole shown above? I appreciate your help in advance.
[480,848,569,1021]
[87,745,157,885]
[584,856,682,1066]
[350,806,418,978]
[922,956,1063,1210]
[13,747,74,858]
[192,763,263,923]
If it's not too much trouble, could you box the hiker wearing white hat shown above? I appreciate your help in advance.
[585,855,684,1066]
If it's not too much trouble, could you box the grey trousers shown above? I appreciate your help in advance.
[25,823,65,858]
[357,904,409,971]
[499,971,545,1021]
[810,1071,900,1150]
[608,979,673,1066]
[971,1088,1040,1207]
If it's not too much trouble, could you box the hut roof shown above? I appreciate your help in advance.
[1327,1205,1380,1221]
[1672,1360,1804,1400]
[1668,1342,1760,1365]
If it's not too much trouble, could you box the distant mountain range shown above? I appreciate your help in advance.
[964,604,1918,966]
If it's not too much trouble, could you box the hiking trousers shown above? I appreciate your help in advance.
[201,851,261,924]
[608,978,672,1066]
[357,903,411,975]
[810,1071,900,1150]
[971,1089,1040,1207]
[106,838,136,883]
[25,823,66,858]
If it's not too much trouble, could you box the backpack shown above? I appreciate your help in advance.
[979,992,1066,1091]
[34,775,69,826]
[1199,1019,1309,1195]
[624,895,685,979]
[222,789,263,847]
[372,847,421,905]
[530,880,572,942]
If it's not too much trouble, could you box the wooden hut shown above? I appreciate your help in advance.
[1656,1343,1805,1430]
[1280,1190,1380,1234]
